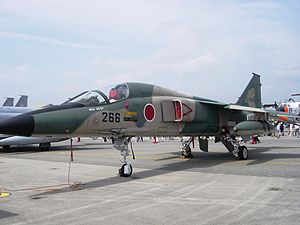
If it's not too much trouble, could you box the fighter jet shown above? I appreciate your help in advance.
[0,74,274,176]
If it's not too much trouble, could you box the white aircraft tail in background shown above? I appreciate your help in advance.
[15,95,28,107]
[2,97,14,106]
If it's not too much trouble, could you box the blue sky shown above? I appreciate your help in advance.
[0,0,300,106]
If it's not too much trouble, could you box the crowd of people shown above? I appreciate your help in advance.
[275,122,300,138]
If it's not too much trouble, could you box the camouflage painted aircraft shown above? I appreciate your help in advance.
[0,73,274,176]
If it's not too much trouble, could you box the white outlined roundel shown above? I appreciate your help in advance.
[144,103,156,122]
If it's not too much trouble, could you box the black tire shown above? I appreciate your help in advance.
[182,146,193,158]
[119,164,133,177]
[238,146,248,160]
[2,145,10,150]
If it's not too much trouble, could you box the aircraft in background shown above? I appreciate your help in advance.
[2,95,28,107]
[0,74,276,176]
[264,94,300,115]
[263,94,300,124]
[0,98,67,150]
[276,94,300,115]
[0,105,32,121]
[0,136,67,150]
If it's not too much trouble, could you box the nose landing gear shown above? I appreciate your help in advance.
[113,137,133,177]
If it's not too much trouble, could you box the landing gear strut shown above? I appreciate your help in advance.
[220,133,248,160]
[181,137,193,158]
[113,137,133,177]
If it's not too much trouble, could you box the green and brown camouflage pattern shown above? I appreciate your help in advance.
[0,74,273,140]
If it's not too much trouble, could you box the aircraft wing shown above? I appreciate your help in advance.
[199,101,266,112]
[199,101,267,113]
[198,100,228,106]
[223,104,299,124]
[226,105,300,123]
[225,104,267,113]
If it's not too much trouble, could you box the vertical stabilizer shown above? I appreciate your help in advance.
[3,97,14,106]
[237,73,262,108]
[15,95,28,107]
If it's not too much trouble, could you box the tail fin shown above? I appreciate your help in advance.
[2,97,14,106]
[15,95,28,107]
[237,73,262,108]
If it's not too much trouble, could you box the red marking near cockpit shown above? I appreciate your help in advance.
[124,101,129,110]
[182,103,193,116]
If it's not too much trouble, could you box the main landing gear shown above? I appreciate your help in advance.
[220,133,248,160]
[113,137,133,177]
[181,137,193,158]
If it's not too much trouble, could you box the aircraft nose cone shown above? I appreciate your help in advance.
[0,114,34,136]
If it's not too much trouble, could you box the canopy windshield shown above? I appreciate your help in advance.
[68,90,109,106]
[108,84,129,102]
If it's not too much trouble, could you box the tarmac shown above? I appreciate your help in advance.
[0,136,300,225]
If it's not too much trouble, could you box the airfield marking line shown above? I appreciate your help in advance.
[0,192,11,197]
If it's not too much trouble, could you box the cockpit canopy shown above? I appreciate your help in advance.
[67,90,109,107]
[64,82,191,107]
[64,84,130,107]
[108,84,129,101]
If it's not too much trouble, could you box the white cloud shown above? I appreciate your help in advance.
[0,31,112,50]
[91,53,217,81]
[273,63,300,79]
[0,0,179,35]
[0,64,30,79]
[240,1,281,11]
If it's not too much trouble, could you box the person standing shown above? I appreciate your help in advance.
[280,123,285,136]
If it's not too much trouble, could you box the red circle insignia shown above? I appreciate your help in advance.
[144,103,156,122]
